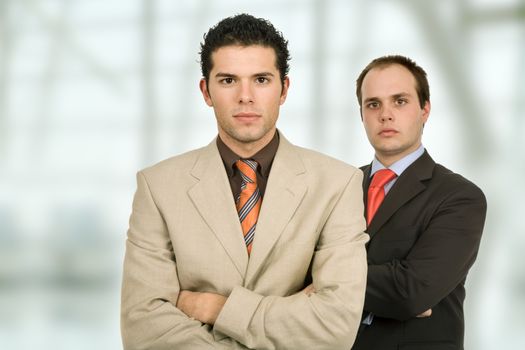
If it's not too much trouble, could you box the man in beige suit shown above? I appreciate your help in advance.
[121,14,368,349]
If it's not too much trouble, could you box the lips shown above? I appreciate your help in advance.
[234,112,261,122]
[379,128,398,136]
[235,112,260,118]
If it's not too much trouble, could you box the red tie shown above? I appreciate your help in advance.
[235,159,262,255]
[367,169,396,225]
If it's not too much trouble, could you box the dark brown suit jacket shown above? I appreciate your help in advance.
[352,150,486,350]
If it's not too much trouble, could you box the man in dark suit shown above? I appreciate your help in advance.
[352,55,487,350]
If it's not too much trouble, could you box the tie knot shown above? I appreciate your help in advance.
[236,159,258,184]
[370,169,396,188]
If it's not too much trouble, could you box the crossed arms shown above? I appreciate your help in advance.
[365,182,486,321]
[121,168,369,349]
[176,284,317,326]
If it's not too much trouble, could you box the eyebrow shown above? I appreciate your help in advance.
[392,92,411,99]
[363,97,380,104]
[363,92,411,104]
[213,72,275,78]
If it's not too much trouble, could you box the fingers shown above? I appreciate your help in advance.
[416,308,432,318]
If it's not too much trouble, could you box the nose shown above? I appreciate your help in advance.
[380,106,394,122]
[238,81,254,104]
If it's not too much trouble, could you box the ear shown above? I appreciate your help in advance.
[421,100,431,123]
[199,78,213,106]
[279,76,290,105]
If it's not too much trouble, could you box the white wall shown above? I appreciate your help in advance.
[0,0,523,348]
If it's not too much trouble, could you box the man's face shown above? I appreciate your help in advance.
[200,45,289,154]
[360,64,430,166]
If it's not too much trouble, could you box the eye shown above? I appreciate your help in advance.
[395,98,407,106]
[366,101,380,109]
[220,77,234,84]
[255,76,269,84]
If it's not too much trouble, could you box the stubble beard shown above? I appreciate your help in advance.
[220,121,274,146]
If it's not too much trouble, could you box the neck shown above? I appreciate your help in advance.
[219,129,276,158]
[375,142,422,167]
[375,155,398,168]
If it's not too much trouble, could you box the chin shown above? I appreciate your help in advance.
[374,142,398,152]
[375,145,404,157]
[233,131,266,144]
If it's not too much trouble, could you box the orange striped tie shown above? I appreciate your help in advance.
[235,159,262,255]
[367,169,396,225]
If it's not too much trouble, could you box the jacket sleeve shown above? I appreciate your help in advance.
[121,172,233,350]
[213,169,369,350]
[365,182,487,320]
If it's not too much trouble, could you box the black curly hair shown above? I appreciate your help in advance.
[200,14,290,87]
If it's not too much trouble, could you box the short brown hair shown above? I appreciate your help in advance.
[356,55,430,108]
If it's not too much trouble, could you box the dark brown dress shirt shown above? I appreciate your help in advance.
[216,131,279,201]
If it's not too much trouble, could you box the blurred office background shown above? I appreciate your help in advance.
[0,0,523,348]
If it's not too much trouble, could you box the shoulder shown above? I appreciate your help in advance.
[291,144,360,175]
[139,146,208,180]
[286,145,363,191]
[432,163,486,204]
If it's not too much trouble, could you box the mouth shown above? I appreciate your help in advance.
[378,128,398,137]
[234,112,261,122]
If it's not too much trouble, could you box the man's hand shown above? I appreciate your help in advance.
[416,308,432,318]
[302,283,315,296]
[176,290,227,325]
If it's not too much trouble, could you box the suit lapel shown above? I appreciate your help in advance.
[365,151,435,237]
[245,135,307,285]
[362,164,372,205]
[187,141,248,278]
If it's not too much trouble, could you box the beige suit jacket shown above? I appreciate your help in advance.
[121,134,369,349]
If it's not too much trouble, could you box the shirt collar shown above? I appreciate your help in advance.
[216,131,280,177]
[370,144,425,177]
